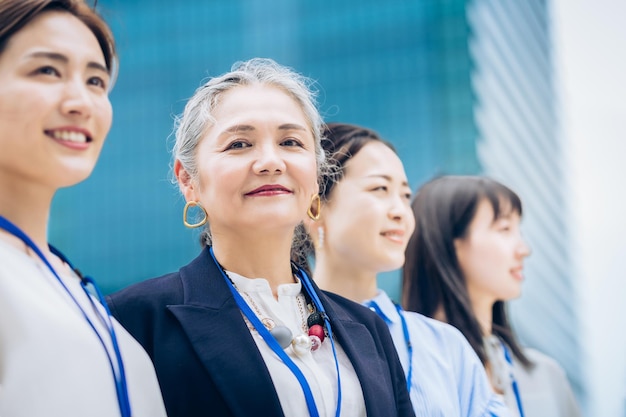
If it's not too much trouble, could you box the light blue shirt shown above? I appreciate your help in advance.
[365,291,511,417]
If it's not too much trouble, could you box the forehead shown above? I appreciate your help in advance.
[342,141,406,180]
[211,84,309,126]
[0,11,105,68]
[474,197,519,224]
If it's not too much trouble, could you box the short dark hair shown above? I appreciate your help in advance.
[319,122,396,201]
[0,0,116,75]
[295,122,397,274]
[402,175,531,367]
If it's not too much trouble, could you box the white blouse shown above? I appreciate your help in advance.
[0,239,166,417]
[226,271,366,417]
[485,335,581,417]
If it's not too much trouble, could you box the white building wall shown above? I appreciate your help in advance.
[467,0,586,409]
[551,0,626,416]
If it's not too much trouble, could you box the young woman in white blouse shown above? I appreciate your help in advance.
[0,1,166,416]
[402,176,581,417]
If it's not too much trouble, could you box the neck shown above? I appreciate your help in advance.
[0,177,54,256]
[211,228,296,297]
[313,250,378,303]
[471,296,495,337]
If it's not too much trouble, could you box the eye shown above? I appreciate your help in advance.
[403,192,412,201]
[496,221,512,232]
[371,185,388,192]
[281,137,303,147]
[225,140,251,150]
[34,66,60,77]
[87,76,108,90]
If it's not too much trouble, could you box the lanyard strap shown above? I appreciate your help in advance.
[210,247,342,417]
[0,216,131,417]
[393,302,413,393]
[501,341,525,417]
[366,300,413,393]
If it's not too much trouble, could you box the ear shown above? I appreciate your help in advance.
[304,217,325,252]
[174,159,197,202]
[453,237,467,266]
[303,216,319,235]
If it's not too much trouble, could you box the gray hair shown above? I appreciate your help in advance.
[172,57,326,184]
[171,58,329,248]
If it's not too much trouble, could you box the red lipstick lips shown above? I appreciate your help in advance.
[245,184,291,196]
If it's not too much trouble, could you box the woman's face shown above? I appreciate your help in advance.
[0,11,112,190]
[321,141,415,274]
[177,84,318,236]
[454,198,531,305]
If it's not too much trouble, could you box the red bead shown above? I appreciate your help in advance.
[308,324,325,343]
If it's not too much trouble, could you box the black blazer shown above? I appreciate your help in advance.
[107,247,414,417]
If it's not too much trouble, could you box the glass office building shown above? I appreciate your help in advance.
[51,0,583,408]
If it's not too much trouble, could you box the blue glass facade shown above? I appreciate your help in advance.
[48,0,583,409]
[52,0,481,295]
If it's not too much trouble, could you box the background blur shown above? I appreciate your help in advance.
[49,0,625,415]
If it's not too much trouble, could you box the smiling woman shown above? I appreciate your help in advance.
[304,123,509,417]
[0,1,166,417]
[106,58,415,417]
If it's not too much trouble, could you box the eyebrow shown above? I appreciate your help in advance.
[27,51,108,74]
[366,174,410,187]
[223,123,309,134]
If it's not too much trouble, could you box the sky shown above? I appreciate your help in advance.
[551,0,626,415]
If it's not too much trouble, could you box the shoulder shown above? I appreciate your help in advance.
[107,271,183,313]
[322,290,381,322]
[320,290,392,336]
[106,247,216,314]
[520,347,570,380]
[515,347,582,416]
[402,309,471,347]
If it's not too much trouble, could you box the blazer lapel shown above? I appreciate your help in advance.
[315,287,393,417]
[167,247,285,417]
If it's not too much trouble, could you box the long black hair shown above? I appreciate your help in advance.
[402,175,531,367]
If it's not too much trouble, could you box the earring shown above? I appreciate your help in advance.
[183,201,208,228]
[317,226,325,248]
[307,194,321,221]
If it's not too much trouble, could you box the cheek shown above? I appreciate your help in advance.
[97,98,113,137]
[302,159,319,194]
[405,208,416,235]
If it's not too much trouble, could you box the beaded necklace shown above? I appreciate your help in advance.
[230,275,328,355]
[210,247,342,417]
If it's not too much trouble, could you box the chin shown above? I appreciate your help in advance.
[56,169,95,188]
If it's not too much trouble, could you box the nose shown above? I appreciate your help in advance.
[60,77,92,119]
[388,194,409,222]
[253,143,286,175]
[517,236,531,258]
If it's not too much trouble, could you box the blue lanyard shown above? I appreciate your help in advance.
[210,247,342,417]
[501,341,525,417]
[366,300,413,393]
[394,303,413,393]
[0,216,131,417]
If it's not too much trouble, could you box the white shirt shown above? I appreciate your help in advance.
[227,271,366,417]
[0,239,167,417]
[484,335,581,417]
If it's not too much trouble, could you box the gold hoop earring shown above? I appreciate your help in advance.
[307,194,321,221]
[183,201,208,228]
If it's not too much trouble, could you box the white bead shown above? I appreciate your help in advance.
[309,335,322,351]
[292,334,312,356]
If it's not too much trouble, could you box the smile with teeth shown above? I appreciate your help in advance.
[48,130,89,143]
